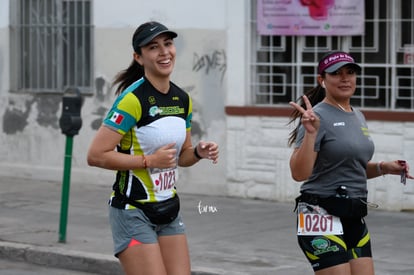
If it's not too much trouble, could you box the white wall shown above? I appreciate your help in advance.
[226,0,250,106]
[226,115,414,211]
[94,0,226,29]
[0,0,413,211]
[0,0,232,197]
[0,1,10,95]
[0,1,8,27]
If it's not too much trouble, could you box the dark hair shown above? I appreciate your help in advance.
[287,79,325,147]
[112,22,152,95]
[287,50,361,146]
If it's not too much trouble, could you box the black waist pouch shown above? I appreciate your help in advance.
[321,196,367,218]
[297,193,367,218]
[137,195,180,225]
[112,194,180,225]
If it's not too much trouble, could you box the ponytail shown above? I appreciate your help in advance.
[287,83,325,147]
[112,59,144,96]
[112,22,151,96]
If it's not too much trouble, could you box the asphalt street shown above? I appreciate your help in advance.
[0,176,413,274]
[0,258,97,275]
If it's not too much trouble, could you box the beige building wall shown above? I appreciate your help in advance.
[0,0,413,211]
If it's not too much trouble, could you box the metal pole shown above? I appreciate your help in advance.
[58,135,73,243]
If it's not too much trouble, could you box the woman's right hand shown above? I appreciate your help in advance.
[289,95,320,134]
[289,95,320,181]
[146,143,177,169]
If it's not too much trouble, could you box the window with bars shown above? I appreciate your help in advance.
[9,0,93,93]
[250,0,414,110]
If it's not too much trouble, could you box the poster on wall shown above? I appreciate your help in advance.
[257,0,365,36]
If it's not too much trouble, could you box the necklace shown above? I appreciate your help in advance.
[324,98,350,112]
[337,103,347,112]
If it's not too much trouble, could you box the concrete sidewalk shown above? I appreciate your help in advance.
[0,176,413,275]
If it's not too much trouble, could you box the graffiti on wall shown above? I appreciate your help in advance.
[89,48,227,135]
[90,76,112,130]
[180,84,205,142]
[2,99,33,134]
[2,96,60,134]
[188,48,226,129]
[192,49,226,83]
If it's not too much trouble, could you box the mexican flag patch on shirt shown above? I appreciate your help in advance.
[108,111,124,125]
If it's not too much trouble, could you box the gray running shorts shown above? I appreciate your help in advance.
[109,205,186,257]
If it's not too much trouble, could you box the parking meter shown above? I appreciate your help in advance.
[59,87,83,136]
[58,87,83,243]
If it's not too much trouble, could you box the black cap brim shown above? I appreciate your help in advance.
[137,30,177,47]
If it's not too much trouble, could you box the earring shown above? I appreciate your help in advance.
[321,81,326,89]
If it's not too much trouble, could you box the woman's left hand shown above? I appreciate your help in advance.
[196,141,219,164]
[383,160,414,180]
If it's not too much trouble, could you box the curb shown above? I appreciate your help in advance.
[0,241,219,275]
[0,241,122,275]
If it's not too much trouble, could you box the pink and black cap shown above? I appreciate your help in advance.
[132,21,177,51]
[318,51,361,75]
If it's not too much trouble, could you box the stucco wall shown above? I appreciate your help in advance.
[0,0,230,197]
[226,116,414,211]
[92,27,228,195]
[0,0,413,211]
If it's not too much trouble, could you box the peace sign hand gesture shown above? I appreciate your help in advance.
[289,95,320,134]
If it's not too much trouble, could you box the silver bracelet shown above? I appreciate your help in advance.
[376,161,385,176]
